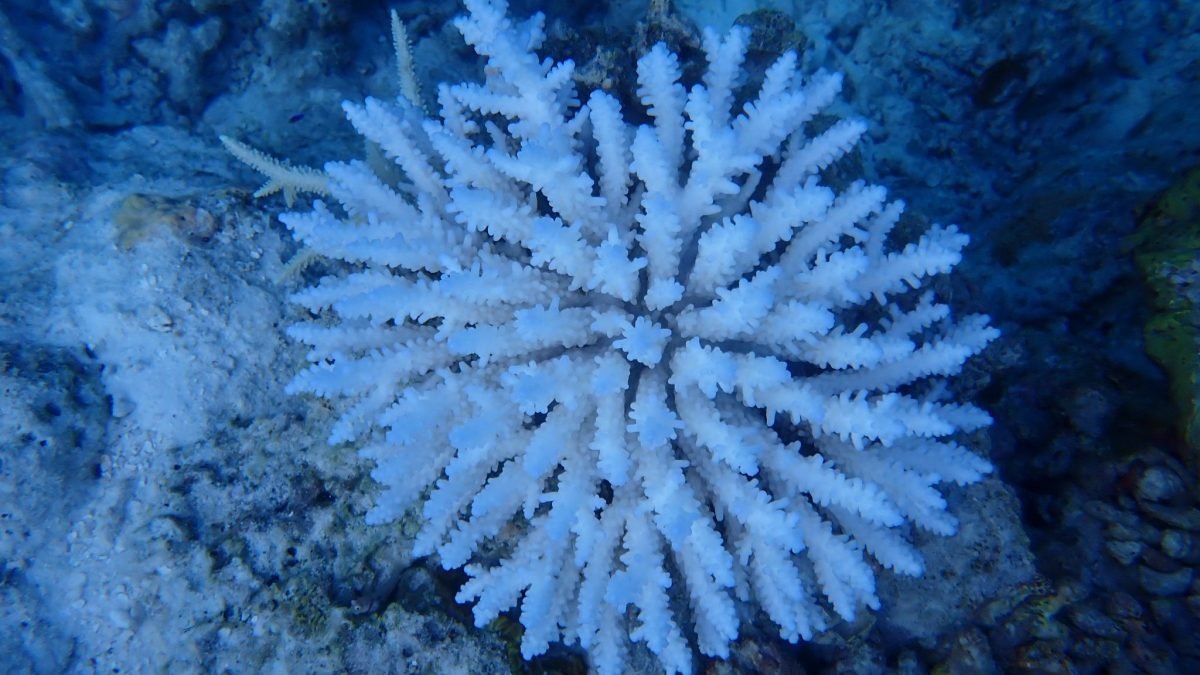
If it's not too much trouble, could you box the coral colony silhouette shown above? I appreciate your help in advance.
[228,1,998,672]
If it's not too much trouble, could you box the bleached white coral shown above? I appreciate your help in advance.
[277,1,998,672]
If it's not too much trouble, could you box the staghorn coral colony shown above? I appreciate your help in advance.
[229,1,998,672]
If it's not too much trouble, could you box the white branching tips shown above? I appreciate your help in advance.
[277,1,998,673]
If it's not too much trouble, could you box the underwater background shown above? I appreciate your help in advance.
[1,0,1198,672]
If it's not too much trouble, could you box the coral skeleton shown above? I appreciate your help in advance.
[219,134,328,206]
[260,1,999,672]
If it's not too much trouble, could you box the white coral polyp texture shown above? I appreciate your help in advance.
[281,1,999,672]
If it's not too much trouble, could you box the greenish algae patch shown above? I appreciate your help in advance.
[1127,167,1200,469]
